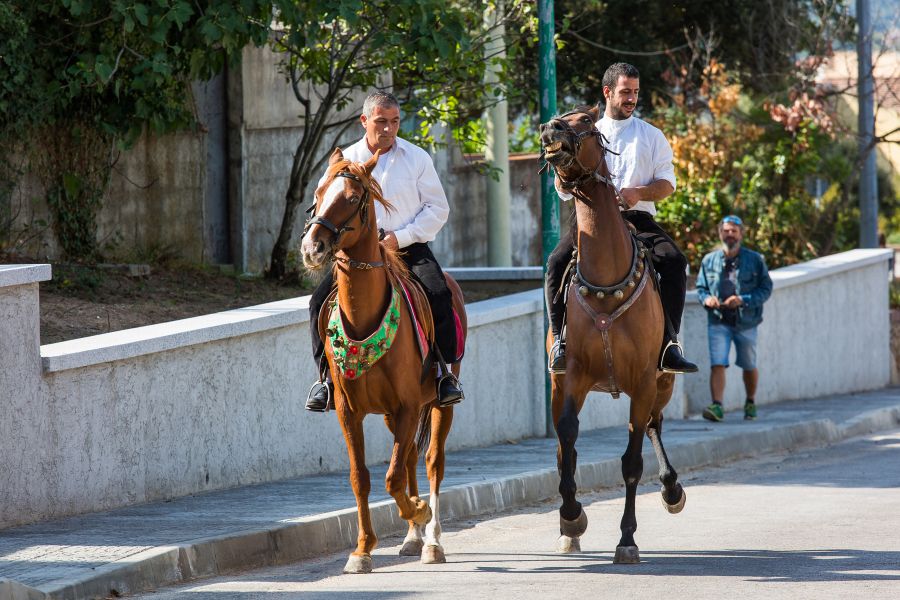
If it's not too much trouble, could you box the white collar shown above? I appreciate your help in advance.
[600,115,634,133]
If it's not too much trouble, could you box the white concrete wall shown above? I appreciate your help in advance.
[0,249,891,528]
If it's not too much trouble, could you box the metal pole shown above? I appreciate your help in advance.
[485,1,512,266]
[539,0,558,437]
[857,0,879,248]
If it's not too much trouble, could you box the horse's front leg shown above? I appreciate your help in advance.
[615,382,655,564]
[648,374,686,514]
[338,409,376,574]
[553,371,590,553]
[399,435,425,557]
[386,409,432,534]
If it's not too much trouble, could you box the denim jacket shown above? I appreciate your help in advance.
[696,247,773,330]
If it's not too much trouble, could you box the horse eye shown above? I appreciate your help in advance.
[349,195,360,205]
[581,116,591,123]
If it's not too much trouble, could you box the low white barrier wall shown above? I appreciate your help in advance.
[0,249,891,528]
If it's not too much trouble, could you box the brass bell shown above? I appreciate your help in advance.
[635,270,642,279]
[628,280,636,288]
[596,291,605,299]
[325,328,335,337]
[579,286,589,296]
[614,290,624,299]
[332,338,343,348]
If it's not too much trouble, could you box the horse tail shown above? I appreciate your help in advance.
[415,401,434,459]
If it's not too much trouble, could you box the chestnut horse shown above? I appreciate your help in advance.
[300,148,466,573]
[540,105,686,563]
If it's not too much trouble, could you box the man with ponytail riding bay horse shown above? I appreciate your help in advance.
[305,91,464,412]
[545,62,698,375]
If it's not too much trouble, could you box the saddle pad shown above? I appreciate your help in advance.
[398,278,430,365]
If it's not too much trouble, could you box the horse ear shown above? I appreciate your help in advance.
[588,104,601,120]
[363,148,382,175]
[329,147,344,165]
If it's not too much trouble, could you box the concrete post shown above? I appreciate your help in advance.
[0,264,51,527]
[484,1,512,267]
[857,0,879,248]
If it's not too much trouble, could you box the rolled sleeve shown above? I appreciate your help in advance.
[392,152,449,248]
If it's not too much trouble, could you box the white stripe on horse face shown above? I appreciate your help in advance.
[302,177,349,246]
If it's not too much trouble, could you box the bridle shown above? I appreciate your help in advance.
[541,110,619,200]
[303,170,384,270]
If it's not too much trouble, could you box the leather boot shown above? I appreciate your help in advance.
[438,374,464,407]
[660,341,698,374]
[548,336,566,374]
[305,376,334,412]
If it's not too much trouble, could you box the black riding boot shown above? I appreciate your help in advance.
[659,336,698,373]
[305,370,335,412]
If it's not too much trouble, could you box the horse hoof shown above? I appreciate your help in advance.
[662,484,686,514]
[343,554,373,574]
[421,544,446,564]
[410,497,433,526]
[399,539,424,556]
[556,535,581,553]
[560,509,588,538]
[614,545,640,564]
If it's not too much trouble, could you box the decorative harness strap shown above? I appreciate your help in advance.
[325,287,401,380]
[570,254,651,399]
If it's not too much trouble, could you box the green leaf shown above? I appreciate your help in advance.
[133,4,149,26]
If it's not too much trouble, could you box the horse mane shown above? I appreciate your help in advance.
[323,158,396,214]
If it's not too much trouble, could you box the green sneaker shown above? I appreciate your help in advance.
[702,403,724,422]
[744,402,757,420]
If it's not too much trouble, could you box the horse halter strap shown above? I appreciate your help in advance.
[304,171,371,242]
[545,110,617,196]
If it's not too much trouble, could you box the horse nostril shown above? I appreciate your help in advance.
[552,120,564,131]
[314,240,324,254]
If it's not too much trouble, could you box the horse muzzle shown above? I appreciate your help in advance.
[300,232,333,271]
[540,122,574,166]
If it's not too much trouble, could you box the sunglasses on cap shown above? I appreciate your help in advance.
[721,215,743,226]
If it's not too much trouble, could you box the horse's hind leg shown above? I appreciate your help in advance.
[553,374,590,553]
[339,411,376,574]
[399,436,425,556]
[648,374,686,514]
[615,383,655,564]
[422,404,453,564]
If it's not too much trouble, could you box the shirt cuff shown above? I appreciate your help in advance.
[394,229,415,249]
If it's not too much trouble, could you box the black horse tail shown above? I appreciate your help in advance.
[415,401,435,460]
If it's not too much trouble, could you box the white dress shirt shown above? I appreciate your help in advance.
[557,115,677,216]
[321,136,450,249]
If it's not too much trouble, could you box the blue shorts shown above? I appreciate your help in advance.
[708,323,758,370]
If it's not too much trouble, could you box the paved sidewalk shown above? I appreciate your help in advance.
[2,388,899,600]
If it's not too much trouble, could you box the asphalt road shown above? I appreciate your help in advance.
[133,429,900,600]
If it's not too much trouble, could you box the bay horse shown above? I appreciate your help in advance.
[300,147,466,573]
[540,105,686,563]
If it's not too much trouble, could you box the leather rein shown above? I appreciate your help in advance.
[303,170,385,270]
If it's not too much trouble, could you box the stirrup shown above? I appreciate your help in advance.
[437,373,464,407]
[305,379,333,412]
[548,338,566,374]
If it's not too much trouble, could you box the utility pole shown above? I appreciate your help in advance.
[485,1,512,266]
[539,0,558,437]
[857,0,879,248]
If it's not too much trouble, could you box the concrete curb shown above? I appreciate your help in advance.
[8,404,899,600]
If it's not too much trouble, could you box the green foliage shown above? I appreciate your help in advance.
[1,1,273,260]
[266,0,535,277]
[653,62,861,269]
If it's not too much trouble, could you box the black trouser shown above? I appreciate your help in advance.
[309,242,457,372]
[545,210,688,343]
